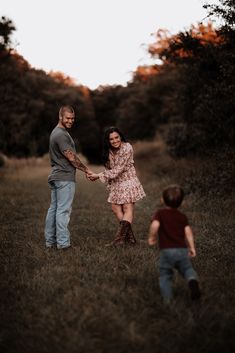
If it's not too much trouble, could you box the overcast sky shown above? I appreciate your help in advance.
[1,0,214,89]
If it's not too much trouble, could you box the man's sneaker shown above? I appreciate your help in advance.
[57,245,72,250]
[45,244,56,249]
[188,279,201,300]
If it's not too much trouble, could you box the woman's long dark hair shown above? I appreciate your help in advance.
[102,127,127,167]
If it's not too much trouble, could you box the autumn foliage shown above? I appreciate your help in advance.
[148,22,223,61]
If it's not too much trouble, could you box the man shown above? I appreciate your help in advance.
[44,105,91,249]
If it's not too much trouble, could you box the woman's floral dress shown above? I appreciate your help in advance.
[99,142,146,204]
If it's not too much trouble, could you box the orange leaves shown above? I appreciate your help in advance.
[190,22,223,45]
[148,28,173,58]
[134,65,161,82]
[149,22,223,62]
[49,71,76,86]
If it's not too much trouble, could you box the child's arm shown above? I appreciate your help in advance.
[148,220,160,246]
[184,225,196,257]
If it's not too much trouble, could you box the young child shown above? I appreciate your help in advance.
[148,184,201,304]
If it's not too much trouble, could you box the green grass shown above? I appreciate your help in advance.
[0,149,234,353]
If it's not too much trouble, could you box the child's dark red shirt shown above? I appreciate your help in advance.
[152,208,189,249]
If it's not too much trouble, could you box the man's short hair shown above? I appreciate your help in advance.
[162,185,184,208]
[59,105,75,119]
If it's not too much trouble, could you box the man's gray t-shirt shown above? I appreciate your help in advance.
[48,127,76,182]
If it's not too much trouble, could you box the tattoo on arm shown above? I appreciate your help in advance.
[63,150,88,173]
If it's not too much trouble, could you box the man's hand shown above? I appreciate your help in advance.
[88,173,99,181]
[85,169,93,179]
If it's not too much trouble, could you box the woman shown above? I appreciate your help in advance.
[89,127,146,245]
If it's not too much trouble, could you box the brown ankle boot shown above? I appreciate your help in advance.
[126,223,137,245]
[105,221,136,247]
[119,220,136,245]
[113,221,126,245]
[105,221,125,247]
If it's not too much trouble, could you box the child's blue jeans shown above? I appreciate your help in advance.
[159,248,198,301]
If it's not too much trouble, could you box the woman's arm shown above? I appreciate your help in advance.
[99,144,133,183]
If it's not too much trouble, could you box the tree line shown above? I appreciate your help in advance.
[0,0,234,163]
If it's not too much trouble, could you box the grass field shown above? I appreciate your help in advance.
[0,144,234,353]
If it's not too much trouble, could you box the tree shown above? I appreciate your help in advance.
[149,22,222,63]
[203,0,235,29]
[0,16,16,52]
[0,16,102,163]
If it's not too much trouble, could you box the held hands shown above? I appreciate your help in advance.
[89,173,99,181]
[85,169,99,181]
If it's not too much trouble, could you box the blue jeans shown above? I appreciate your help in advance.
[44,181,75,249]
[159,248,198,301]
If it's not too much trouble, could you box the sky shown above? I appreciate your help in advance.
[1,0,213,89]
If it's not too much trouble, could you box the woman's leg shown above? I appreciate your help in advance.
[122,203,134,223]
[111,204,124,221]
[108,203,136,245]
[111,203,135,223]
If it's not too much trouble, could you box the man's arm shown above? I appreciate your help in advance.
[148,220,160,246]
[63,149,91,173]
[184,225,196,257]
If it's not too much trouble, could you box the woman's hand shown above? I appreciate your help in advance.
[88,173,99,181]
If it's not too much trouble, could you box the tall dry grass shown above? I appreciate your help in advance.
[0,143,234,353]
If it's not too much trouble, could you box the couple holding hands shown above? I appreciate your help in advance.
[44,105,145,251]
